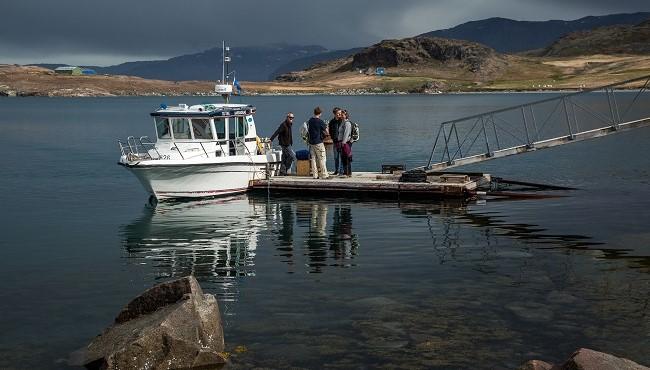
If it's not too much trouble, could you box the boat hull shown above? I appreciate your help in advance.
[121,157,279,200]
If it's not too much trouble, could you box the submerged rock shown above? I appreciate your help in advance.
[559,348,648,370]
[519,348,649,370]
[505,302,554,322]
[73,276,225,370]
[518,360,554,370]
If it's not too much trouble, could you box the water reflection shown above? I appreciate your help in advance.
[122,194,639,303]
[265,201,359,273]
[398,201,604,264]
[121,195,266,301]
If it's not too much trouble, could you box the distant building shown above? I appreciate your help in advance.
[81,68,96,75]
[54,66,83,75]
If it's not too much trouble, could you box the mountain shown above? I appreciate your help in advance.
[269,47,364,79]
[419,12,650,53]
[346,37,507,74]
[541,20,650,56]
[276,36,511,85]
[94,44,327,82]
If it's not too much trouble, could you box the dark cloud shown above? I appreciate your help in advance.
[1,0,649,65]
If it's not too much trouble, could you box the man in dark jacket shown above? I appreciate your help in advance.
[308,106,330,179]
[270,112,296,175]
[328,107,343,175]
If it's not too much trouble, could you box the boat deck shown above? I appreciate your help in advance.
[250,172,488,199]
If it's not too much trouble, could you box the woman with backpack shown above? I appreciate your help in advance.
[338,109,353,177]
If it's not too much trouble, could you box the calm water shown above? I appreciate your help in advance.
[0,94,649,369]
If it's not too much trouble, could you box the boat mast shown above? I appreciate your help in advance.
[221,41,225,84]
[215,41,233,104]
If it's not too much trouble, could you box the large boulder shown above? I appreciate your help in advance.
[75,276,225,370]
[519,348,649,370]
[557,348,648,370]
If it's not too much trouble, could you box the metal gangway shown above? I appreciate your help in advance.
[425,75,650,171]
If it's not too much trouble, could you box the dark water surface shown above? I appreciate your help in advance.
[0,95,649,369]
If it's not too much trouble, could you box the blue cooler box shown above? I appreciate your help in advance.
[295,149,310,160]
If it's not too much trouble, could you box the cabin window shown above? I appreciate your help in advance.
[171,118,191,139]
[155,117,171,139]
[237,116,248,137]
[227,117,248,142]
[214,118,225,140]
[191,118,212,140]
[228,118,237,140]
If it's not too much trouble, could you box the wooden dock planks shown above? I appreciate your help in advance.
[250,171,481,199]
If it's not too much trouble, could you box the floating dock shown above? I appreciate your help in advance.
[251,172,489,199]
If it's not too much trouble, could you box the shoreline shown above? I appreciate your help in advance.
[3,64,649,98]
[1,87,645,98]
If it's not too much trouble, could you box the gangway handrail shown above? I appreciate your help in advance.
[437,74,650,126]
[425,74,650,171]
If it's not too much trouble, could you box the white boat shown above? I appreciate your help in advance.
[118,44,281,200]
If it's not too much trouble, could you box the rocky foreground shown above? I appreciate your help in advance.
[520,348,649,370]
[71,276,225,370]
[68,276,648,370]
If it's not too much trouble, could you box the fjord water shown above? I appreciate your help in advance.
[0,94,649,369]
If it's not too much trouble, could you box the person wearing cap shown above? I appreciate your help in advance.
[270,112,296,175]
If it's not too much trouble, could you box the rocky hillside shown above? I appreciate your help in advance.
[542,20,650,57]
[270,47,364,79]
[277,36,509,83]
[350,37,507,73]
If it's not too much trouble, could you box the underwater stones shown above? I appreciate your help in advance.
[545,290,580,305]
[505,301,554,322]
[75,276,225,370]
[560,348,649,370]
[521,348,649,370]
[350,296,401,308]
[518,360,554,370]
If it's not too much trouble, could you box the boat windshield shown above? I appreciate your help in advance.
[171,118,191,139]
[155,117,171,139]
[191,118,212,140]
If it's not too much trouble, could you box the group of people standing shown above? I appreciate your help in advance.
[327,107,354,178]
[270,106,354,179]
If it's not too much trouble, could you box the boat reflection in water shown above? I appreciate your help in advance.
[121,195,267,301]
[121,194,625,304]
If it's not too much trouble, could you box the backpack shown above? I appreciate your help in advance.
[350,121,360,142]
[300,121,310,144]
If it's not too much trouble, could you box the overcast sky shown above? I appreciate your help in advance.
[1,0,649,66]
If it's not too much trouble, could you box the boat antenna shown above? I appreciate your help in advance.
[225,45,231,83]
[221,41,225,83]
[215,41,233,104]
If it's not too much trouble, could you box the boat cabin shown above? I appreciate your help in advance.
[150,103,259,159]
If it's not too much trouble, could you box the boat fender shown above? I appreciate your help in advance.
[256,136,264,154]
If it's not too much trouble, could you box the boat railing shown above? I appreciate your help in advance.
[119,136,275,161]
[170,140,230,160]
[118,136,161,161]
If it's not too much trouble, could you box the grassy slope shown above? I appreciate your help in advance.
[251,54,650,93]
[3,55,650,97]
